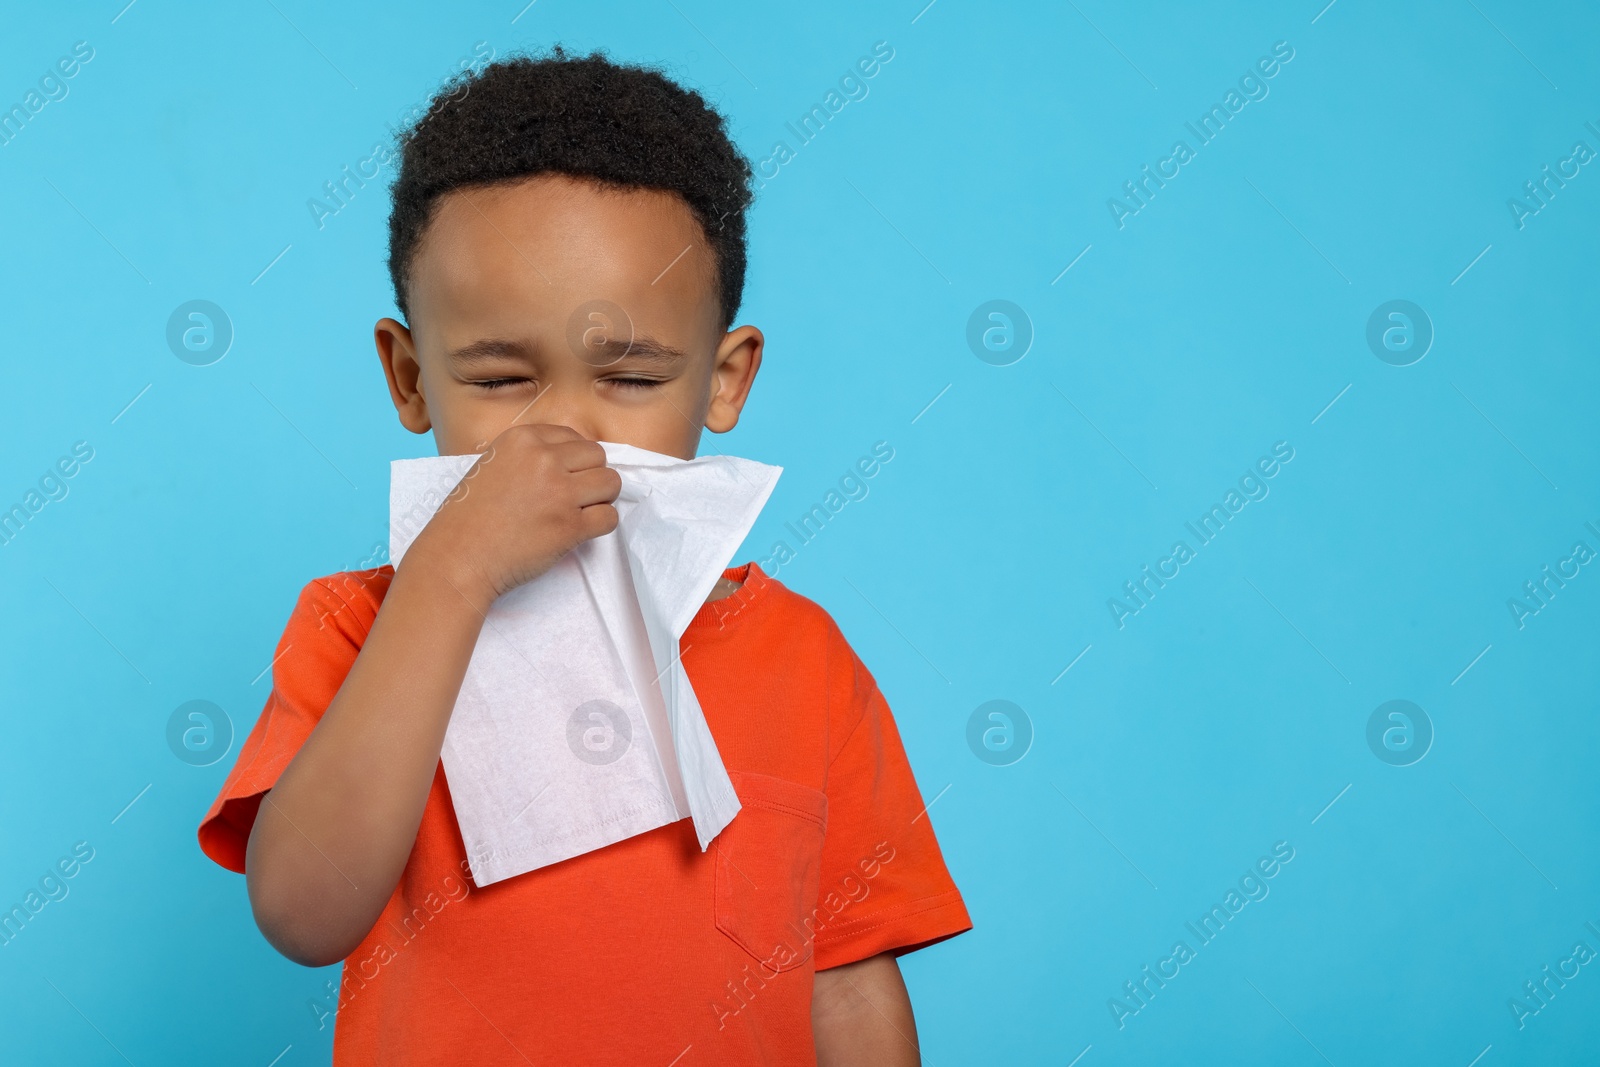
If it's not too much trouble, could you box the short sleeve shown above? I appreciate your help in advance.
[196,570,386,874]
[810,628,972,970]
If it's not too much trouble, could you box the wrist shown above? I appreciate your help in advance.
[395,546,497,617]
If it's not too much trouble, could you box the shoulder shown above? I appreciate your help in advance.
[730,565,853,654]
[759,574,837,634]
[285,565,394,643]
[743,569,882,708]
[259,566,395,713]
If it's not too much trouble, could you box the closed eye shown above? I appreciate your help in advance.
[471,377,663,391]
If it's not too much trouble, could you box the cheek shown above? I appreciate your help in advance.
[611,381,709,456]
[427,380,526,452]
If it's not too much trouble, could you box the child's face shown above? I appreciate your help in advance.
[374,173,761,461]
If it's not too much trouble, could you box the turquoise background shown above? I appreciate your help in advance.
[2,0,1597,1063]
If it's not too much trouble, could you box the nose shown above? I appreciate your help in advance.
[516,385,601,442]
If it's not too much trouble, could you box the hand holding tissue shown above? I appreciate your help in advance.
[389,441,782,887]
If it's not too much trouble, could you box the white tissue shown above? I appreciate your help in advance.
[388,441,782,886]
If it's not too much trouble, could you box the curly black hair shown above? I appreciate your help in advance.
[386,45,754,332]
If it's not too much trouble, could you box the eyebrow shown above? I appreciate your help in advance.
[446,336,690,369]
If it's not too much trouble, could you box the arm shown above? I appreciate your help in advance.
[812,953,921,1066]
[243,557,491,966]
[243,424,620,967]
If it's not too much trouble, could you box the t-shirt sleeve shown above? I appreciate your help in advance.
[196,572,380,874]
[810,626,972,971]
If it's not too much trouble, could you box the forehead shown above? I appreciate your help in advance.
[407,174,719,346]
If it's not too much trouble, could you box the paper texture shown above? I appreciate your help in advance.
[388,441,782,886]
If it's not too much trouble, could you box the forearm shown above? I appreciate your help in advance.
[245,556,490,966]
[812,953,921,1066]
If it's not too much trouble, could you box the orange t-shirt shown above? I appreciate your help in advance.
[198,560,971,1065]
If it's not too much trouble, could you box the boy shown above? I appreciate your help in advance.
[197,46,970,1065]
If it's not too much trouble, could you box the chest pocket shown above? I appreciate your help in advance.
[714,770,828,973]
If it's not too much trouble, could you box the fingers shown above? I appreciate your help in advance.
[490,423,611,473]
[553,437,609,473]
[577,501,620,539]
[568,463,623,508]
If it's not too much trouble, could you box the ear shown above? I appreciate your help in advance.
[705,325,763,434]
[375,317,432,434]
